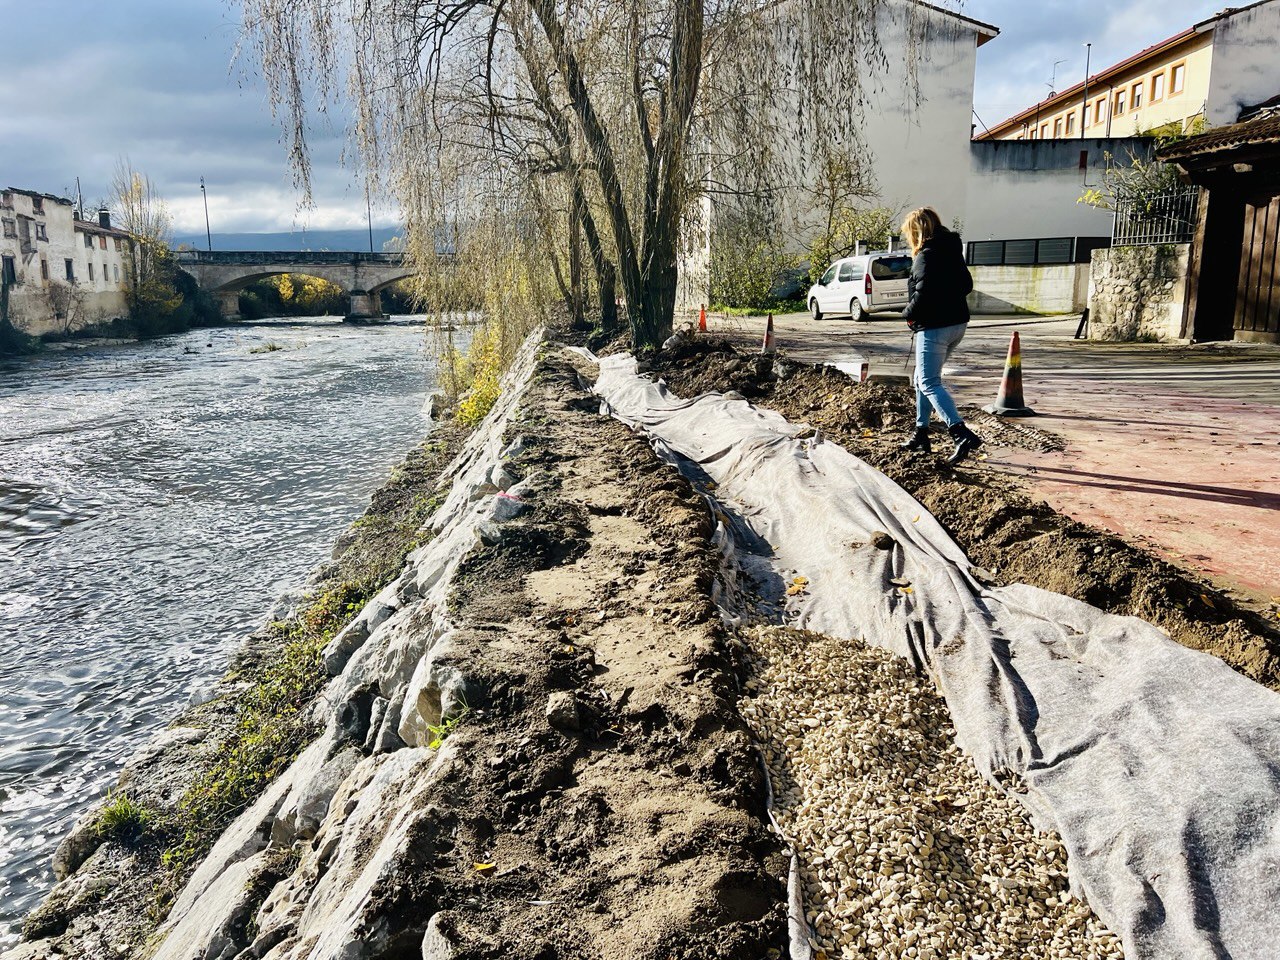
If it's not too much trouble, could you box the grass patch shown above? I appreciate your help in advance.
[159,579,372,886]
[710,298,807,317]
[249,341,284,354]
[97,791,153,843]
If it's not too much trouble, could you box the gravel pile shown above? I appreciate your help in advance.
[741,625,1124,960]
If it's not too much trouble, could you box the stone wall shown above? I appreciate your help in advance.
[1086,244,1191,341]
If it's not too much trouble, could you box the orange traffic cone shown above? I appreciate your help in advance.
[761,313,776,354]
[698,303,707,332]
[984,331,1037,417]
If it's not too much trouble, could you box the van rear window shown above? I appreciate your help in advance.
[872,256,913,280]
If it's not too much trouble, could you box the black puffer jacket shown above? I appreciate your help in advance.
[900,227,973,331]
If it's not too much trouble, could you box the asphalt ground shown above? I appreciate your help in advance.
[701,310,1280,602]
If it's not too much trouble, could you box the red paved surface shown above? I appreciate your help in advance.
[962,379,1280,601]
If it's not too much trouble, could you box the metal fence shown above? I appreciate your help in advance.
[1111,187,1200,246]
[966,236,1110,266]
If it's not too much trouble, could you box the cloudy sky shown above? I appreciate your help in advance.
[0,0,1232,236]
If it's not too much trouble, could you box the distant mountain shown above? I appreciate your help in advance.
[171,227,403,253]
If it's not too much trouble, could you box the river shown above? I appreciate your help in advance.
[0,317,444,944]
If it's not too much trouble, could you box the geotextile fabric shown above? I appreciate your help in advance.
[589,351,1280,960]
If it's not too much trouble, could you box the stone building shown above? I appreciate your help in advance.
[1,186,134,336]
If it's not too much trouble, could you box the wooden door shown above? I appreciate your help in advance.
[1235,194,1280,343]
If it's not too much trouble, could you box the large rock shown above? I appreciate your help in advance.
[151,851,273,960]
[271,743,359,846]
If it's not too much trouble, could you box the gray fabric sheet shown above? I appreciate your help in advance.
[589,351,1280,960]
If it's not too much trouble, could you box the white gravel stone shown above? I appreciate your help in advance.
[741,626,1124,960]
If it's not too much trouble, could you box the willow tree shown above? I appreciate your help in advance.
[243,0,937,349]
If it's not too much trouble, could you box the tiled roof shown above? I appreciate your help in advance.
[1157,114,1280,161]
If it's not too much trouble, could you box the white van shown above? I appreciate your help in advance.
[806,252,915,321]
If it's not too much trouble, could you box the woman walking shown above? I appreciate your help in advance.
[898,207,983,466]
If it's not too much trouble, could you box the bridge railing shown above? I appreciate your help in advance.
[174,250,404,265]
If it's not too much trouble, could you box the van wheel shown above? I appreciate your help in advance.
[810,299,822,321]
[850,299,865,321]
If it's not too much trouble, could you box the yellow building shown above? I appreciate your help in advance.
[976,1,1280,141]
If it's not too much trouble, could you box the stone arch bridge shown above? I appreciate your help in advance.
[175,250,414,320]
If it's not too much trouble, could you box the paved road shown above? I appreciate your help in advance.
[704,310,1280,601]
[710,311,1280,405]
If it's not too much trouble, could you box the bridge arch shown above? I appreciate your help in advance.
[175,251,415,321]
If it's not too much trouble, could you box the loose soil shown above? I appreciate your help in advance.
[360,349,787,958]
[648,337,1280,693]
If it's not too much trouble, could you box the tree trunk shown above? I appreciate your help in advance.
[568,191,585,329]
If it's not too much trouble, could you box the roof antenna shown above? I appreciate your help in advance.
[1047,59,1068,98]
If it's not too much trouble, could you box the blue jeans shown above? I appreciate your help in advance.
[913,323,967,428]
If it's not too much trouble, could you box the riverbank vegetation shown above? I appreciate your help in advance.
[243,0,929,380]
[18,425,471,952]
[155,425,469,897]
[113,161,220,340]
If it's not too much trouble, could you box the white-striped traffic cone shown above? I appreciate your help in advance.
[761,313,776,354]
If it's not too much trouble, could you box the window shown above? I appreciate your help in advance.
[84,232,93,248]
[0,190,11,209]
[1171,63,1185,95]
[114,237,122,251]
[1115,89,1127,115]
[837,261,855,282]
[31,196,43,214]
[2,218,15,238]
[1094,98,1106,124]
[41,259,49,281]
[35,222,47,241]
[99,235,107,250]
[1132,82,1144,109]
[1066,112,1076,135]
[65,259,74,281]
[1054,118,1063,137]
[1029,128,1037,139]
[113,264,120,283]
[819,264,837,285]
[871,256,914,280]
[88,262,95,282]
[1,255,16,286]
[1152,71,1166,101]
[1041,123,1049,137]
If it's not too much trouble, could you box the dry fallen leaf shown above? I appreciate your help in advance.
[474,862,496,874]
[793,576,810,586]
[786,584,805,597]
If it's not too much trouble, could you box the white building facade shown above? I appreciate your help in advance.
[1,187,133,336]
[678,0,998,309]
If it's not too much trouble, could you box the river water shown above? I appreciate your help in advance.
[0,317,443,944]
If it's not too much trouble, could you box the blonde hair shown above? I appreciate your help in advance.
[902,207,944,255]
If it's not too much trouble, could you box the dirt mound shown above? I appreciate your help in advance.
[649,346,1280,693]
[373,351,787,958]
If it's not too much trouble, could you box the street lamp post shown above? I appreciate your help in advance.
[1081,43,1092,139]
[366,188,374,254]
[200,177,212,252]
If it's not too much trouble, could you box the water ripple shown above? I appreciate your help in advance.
[0,317,438,945]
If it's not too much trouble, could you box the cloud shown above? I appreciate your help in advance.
[0,0,1237,234]
[0,0,377,234]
